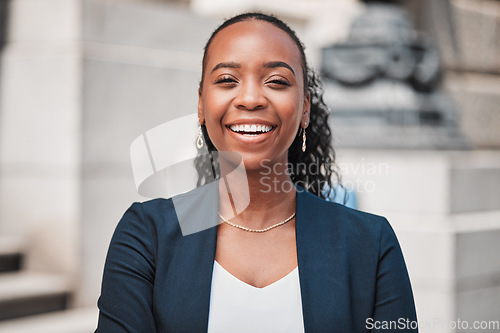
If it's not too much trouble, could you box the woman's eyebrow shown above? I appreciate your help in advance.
[211,62,240,73]
[263,61,295,76]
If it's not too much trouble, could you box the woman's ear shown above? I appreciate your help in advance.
[198,87,205,125]
[302,92,311,127]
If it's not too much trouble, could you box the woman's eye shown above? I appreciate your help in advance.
[215,76,237,85]
[266,78,291,87]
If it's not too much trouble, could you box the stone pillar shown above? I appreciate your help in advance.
[0,0,82,283]
[441,0,500,149]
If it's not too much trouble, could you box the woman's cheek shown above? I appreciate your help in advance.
[205,91,232,117]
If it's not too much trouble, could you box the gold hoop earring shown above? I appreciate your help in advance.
[302,126,307,152]
[197,124,204,149]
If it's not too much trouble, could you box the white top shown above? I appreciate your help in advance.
[207,260,305,333]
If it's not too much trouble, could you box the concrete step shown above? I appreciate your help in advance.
[0,237,24,273]
[0,272,71,321]
[0,307,97,333]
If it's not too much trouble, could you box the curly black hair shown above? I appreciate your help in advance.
[195,12,341,199]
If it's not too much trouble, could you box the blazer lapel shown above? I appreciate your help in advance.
[162,183,219,333]
[296,189,350,332]
[175,227,217,333]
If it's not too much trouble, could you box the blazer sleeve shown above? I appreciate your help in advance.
[370,218,418,332]
[96,203,157,332]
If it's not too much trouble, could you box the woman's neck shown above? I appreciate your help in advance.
[218,158,297,230]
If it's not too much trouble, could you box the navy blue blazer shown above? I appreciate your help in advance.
[96,188,417,332]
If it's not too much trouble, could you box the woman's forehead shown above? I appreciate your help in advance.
[205,20,302,69]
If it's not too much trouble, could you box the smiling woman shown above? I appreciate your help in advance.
[199,20,309,177]
[195,14,335,196]
[96,12,418,333]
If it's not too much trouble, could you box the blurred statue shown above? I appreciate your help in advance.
[322,2,468,149]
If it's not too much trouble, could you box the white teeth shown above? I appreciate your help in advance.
[229,124,274,134]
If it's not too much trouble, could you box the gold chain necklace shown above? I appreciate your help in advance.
[218,212,296,233]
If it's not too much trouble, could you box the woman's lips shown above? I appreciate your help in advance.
[225,124,276,144]
[227,124,275,135]
[228,124,274,134]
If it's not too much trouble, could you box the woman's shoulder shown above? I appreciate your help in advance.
[116,197,179,239]
[123,181,220,237]
[137,197,175,215]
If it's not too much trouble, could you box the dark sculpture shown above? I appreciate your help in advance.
[322,2,468,149]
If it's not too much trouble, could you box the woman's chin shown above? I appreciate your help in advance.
[243,154,289,175]
[216,149,289,176]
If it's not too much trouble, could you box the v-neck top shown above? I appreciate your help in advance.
[207,260,305,333]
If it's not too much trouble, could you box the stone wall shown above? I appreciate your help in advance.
[0,0,218,307]
[0,0,82,281]
[446,0,500,148]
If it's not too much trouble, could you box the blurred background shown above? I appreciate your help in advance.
[0,0,499,332]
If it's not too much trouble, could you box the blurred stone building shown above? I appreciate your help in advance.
[0,0,498,332]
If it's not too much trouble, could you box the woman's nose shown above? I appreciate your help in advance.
[233,81,267,110]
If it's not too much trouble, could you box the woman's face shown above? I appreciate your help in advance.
[198,20,310,171]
